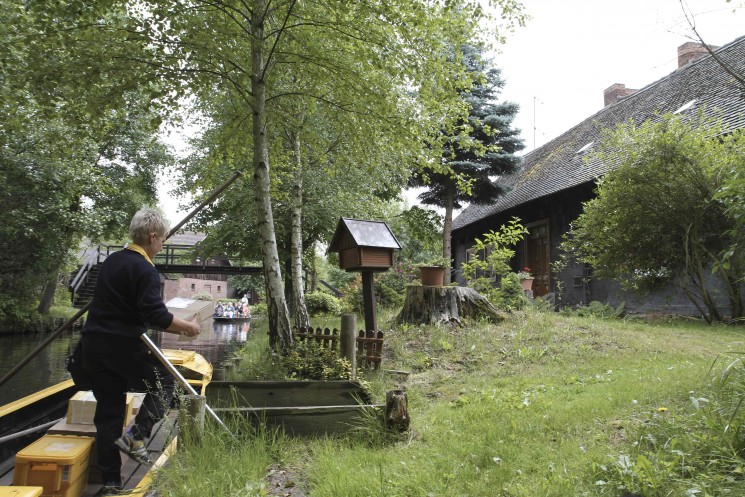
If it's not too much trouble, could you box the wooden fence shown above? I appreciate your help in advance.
[294,326,385,369]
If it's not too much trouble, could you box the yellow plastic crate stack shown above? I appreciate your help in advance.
[12,435,93,497]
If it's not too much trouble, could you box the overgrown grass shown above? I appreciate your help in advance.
[155,310,745,496]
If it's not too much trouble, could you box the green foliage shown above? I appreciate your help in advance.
[460,218,529,310]
[250,303,268,317]
[191,292,213,301]
[492,273,529,311]
[563,113,745,322]
[276,340,352,381]
[304,292,343,317]
[376,283,405,309]
[559,301,627,319]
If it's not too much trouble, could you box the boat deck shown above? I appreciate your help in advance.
[1,411,178,496]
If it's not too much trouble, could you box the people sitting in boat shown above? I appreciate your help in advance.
[214,301,224,317]
[242,302,250,316]
[226,303,235,318]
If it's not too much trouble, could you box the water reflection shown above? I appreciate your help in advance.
[0,319,251,406]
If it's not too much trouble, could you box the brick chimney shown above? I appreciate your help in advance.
[677,42,718,68]
[604,83,637,107]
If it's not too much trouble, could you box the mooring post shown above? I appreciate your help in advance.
[179,394,206,445]
[385,389,410,432]
[341,314,357,379]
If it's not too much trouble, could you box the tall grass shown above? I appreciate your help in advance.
[155,310,745,496]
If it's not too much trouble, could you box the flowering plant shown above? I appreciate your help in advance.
[517,267,532,279]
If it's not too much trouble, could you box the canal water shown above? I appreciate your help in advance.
[0,319,252,406]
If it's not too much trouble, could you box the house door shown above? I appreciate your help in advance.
[526,221,550,297]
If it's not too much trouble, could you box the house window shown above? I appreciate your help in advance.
[204,285,211,293]
[191,283,195,290]
[218,286,221,292]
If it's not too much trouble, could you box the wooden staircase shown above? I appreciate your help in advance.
[71,265,99,308]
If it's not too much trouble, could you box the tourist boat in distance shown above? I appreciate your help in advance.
[212,314,251,323]
[0,349,213,496]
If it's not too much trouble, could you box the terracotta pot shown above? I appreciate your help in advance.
[419,266,446,286]
[520,277,534,291]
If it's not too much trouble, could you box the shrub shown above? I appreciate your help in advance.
[251,303,268,316]
[277,340,352,380]
[377,283,404,308]
[305,291,343,317]
[559,300,626,318]
[191,292,213,301]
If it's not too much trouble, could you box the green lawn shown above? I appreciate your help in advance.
[154,311,745,497]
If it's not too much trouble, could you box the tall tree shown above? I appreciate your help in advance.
[0,1,173,321]
[133,0,527,347]
[410,44,525,283]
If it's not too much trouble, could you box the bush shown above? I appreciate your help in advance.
[276,340,352,380]
[251,303,268,316]
[377,283,404,308]
[191,292,214,301]
[559,301,626,318]
[492,273,529,311]
[305,291,343,317]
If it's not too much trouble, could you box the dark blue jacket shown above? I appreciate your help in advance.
[82,249,173,338]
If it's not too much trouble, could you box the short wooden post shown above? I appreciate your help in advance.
[385,389,410,432]
[179,394,206,445]
[341,314,357,379]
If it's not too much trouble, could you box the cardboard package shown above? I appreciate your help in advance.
[165,297,214,324]
[66,391,136,426]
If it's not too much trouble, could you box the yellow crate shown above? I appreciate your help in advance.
[12,435,94,497]
[0,487,44,497]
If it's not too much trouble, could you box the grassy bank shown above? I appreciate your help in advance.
[154,311,745,496]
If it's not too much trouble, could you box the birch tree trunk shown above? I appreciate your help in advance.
[251,2,292,349]
[291,132,311,329]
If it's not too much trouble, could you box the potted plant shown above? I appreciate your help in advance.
[517,267,534,292]
[418,256,449,286]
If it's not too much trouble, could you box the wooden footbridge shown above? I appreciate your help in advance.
[70,242,261,308]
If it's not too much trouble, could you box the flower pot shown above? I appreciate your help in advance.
[520,277,534,291]
[419,266,446,286]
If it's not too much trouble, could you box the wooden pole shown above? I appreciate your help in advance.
[361,271,377,332]
[340,314,357,379]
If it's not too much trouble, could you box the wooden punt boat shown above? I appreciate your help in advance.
[212,314,251,323]
[0,349,212,497]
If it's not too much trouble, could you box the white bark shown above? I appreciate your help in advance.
[291,132,311,329]
[252,2,292,349]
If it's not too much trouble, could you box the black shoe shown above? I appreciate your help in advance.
[114,432,153,465]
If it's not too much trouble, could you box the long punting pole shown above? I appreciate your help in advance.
[0,171,244,389]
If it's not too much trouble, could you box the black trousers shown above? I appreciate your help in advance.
[81,333,175,483]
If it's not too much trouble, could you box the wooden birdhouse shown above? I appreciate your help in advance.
[328,218,401,334]
[329,218,401,272]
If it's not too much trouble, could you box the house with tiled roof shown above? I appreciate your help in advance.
[451,36,745,315]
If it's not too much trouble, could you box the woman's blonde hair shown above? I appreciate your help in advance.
[129,208,170,245]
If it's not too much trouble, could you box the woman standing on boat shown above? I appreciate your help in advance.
[81,207,201,495]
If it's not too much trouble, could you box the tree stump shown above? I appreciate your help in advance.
[385,390,410,432]
[396,285,505,326]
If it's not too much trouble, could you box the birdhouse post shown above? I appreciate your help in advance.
[328,218,401,333]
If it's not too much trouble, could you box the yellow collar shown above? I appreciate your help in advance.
[126,243,154,266]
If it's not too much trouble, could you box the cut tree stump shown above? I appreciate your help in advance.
[396,285,506,326]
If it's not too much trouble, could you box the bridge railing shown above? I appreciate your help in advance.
[69,245,101,303]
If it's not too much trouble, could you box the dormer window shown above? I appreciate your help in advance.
[576,142,594,155]
[673,99,696,114]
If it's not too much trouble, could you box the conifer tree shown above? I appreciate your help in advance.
[411,44,525,283]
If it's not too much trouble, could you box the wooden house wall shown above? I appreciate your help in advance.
[451,182,728,316]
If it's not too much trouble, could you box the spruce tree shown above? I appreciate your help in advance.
[411,44,525,283]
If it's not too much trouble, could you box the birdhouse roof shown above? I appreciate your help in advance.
[328,218,401,252]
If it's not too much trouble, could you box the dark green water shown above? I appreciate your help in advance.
[0,320,252,406]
